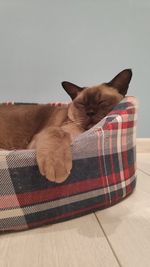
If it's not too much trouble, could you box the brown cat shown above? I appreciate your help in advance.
[0,69,132,183]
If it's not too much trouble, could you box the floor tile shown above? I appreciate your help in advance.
[137,153,150,175]
[0,214,119,267]
[96,170,150,267]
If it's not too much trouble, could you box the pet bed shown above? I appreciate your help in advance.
[0,96,137,232]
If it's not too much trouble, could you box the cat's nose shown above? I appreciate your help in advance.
[86,111,95,117]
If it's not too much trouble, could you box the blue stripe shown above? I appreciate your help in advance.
[8,157,101,194]
[0,178,136,230]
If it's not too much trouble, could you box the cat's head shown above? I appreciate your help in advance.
[62,69,132,130]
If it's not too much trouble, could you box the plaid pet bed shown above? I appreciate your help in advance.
[0,96,137,232]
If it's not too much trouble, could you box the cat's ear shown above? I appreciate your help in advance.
[106,69,132,96]
[61,81,83,100]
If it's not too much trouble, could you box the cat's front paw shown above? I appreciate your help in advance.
[36,131,72,183]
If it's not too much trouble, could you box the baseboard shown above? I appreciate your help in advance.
[136,138,150,153]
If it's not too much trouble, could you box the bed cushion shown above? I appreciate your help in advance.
[0,96,137,232]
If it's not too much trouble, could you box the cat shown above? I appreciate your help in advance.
[0,69,132,183]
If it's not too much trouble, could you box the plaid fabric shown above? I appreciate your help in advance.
[0,96,137,232]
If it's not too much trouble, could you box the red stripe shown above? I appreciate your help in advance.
[0,177,101,209]
[27,201,111,229]
[1,181,136,232]
[27,188,134,230]
[110,107,135,115]
[105,121,134,130]
[2,201,110,231]
[0,164,135,209]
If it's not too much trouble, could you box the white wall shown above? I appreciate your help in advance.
[0,0,149,137]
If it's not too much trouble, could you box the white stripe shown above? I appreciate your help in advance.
[0,152,26,223]
[100,127,112,204]
[0,175,136,219]
[116,115,126,197]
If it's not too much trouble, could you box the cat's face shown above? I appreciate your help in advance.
[67,85,124,130]
[62,69,132,130]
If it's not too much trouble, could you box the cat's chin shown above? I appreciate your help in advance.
[86,124,95,130]
[86,120,102,130]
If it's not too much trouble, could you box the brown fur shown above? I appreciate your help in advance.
[0,69,132,183]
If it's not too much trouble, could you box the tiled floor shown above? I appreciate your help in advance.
[0,153,150,267]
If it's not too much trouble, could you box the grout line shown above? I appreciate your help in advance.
[94,212,122,267]
[137,168,150,177]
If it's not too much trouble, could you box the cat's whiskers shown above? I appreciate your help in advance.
[63,117,85,126]
[62,120,85,134]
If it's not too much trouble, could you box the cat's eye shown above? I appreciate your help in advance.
[77,102,85,106]
[98,100,104,105]
[98,100,108,106]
